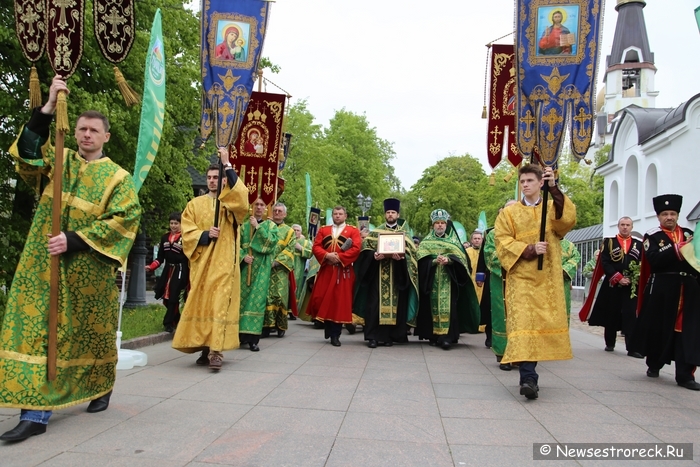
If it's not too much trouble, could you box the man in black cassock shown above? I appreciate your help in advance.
[353,199,418,348]
[631,194,700,390]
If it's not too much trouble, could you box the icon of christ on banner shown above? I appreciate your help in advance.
[537,6,579,56]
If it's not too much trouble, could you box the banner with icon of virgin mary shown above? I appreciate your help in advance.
[200,0,270,147]
[228,91,286,205]
[515,0,603,165]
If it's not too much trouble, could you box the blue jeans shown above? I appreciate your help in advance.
[20,410,52,425]
[519,361,538,385]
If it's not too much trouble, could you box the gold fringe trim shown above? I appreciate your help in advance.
[29,66,42,108]
[481,105,487,119]
[55,90,69,132]
[114,66,140,106]
[489,172,495,186]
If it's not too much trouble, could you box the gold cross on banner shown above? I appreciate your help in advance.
[490,125,503,144]
[103,6,126,38]
[248,166,257,185]
[541,108,563,143]
[573,108,592,138]
[265,167,274,184]
[54,0,75,30]
[520,110,536,139]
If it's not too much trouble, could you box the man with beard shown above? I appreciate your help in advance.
[415,209,480,350]
[239,198,278,351]
[581,217,642,357]
[495,164,576,400]
[353,198,419,348]
[307,206,362,346]
[631,195,700,390]
[264,202,297,337]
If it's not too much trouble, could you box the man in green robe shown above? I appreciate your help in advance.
[561,238,581,323]
[483,200,517,370]
[415,209,480,350]
[239,198,278,351]
[353,198,419,347]
[291,224,313,305]
[264,202,296,337]
[0,76,141,441]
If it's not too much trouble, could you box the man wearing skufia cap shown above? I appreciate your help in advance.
[415,209,480,350]
[353,198,419,348]
[630,194,700,390]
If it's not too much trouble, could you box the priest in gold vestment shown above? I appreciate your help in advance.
[495,164,576,400]
[172,149,249,370]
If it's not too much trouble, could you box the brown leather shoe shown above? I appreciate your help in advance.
[208,352,223,370]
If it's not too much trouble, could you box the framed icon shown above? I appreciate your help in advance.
[377,232,405,255]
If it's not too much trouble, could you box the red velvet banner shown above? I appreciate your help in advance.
[47,0,84,79]
[487,44,522,168]
[14,0,47,63]
[93,0,135,64]
[227,91,286,206]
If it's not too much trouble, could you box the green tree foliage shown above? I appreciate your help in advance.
[278,105,397,228]
[323,109,397,220]
[0,0,204,295]
[558,151,605,229]
[403,155,517,236]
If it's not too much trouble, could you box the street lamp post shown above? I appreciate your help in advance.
[356,193,373,217]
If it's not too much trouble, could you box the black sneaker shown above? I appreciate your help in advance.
[520,379,539,399]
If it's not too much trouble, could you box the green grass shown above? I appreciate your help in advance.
[119,304,166,341]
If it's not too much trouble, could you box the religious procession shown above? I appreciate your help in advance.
[1,1,699,464]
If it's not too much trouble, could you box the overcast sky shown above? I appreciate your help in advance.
[259,0,700,190]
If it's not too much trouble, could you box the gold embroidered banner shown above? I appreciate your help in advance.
[487,44,522,169]
[227,91,286,206]
[515,0,603,164]
[47,0,85,79]
[93,0,134,64]
[14,0,47,63]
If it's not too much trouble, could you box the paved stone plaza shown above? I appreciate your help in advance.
[1,303,698,466]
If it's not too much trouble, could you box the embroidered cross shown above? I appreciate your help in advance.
[103,6,126,38]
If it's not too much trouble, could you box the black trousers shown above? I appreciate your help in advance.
[646,332,697,384]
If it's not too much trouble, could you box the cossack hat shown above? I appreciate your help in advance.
[430,209,450,223]
[652,194,682,215]
[383,198,400,213]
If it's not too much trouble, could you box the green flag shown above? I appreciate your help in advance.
[133,9,166,193]
[695,6,700,33]
[477,211,487,232]
[680,221,700,273]
[305,172,312,228]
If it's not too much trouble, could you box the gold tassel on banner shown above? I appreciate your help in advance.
[503,170,514,183]
[55,90,70,133]
[482,44,491,119]
[29,67,42,109]
[489,172,495,186]
[114,67,140,106]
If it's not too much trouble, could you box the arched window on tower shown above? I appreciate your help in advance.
[645,164,658,215]
[609,180,619,224]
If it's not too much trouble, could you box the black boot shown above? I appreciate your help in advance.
[0,421,46,442]
[86,390,112,413]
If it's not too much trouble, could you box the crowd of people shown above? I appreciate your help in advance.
[0,78,698,443]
